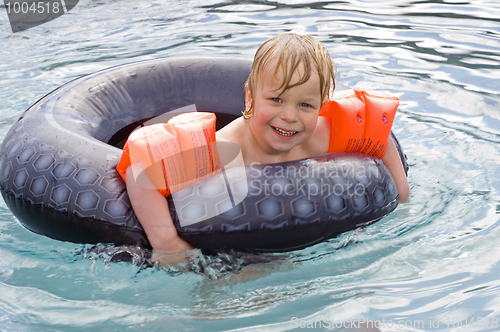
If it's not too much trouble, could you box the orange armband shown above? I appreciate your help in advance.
[116,112,221,196]
[319,89,399,158]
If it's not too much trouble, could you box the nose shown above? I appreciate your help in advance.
[280,105,298,122]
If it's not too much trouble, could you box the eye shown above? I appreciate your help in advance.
[271,97,282,103]
[300,103,313,108]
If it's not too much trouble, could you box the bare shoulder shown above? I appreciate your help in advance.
[216,116,243,145]
[303,116,331,156]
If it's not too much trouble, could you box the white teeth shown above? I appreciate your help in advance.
[273,127,297,136]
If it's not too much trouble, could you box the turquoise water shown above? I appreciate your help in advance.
[1,0,500,331]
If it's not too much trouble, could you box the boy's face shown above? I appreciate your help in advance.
[247,62,322,155]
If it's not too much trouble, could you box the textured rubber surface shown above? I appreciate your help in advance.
[170,153,398,252]
[0,57,404,252]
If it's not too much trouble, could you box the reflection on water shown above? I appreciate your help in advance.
[1,0,500,331]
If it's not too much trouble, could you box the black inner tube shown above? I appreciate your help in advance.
[0,57,406,252]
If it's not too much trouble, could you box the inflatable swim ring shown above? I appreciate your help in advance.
[0,57,408,252]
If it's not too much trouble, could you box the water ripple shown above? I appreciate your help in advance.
[0,0,500,330]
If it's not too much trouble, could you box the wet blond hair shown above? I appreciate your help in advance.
[243,33,335,119]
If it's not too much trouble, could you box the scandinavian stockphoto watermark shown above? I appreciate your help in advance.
[291,316,499,330]
[4,0,79,32]
[247,161,378,201]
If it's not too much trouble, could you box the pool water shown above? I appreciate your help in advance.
[1,0,500,331]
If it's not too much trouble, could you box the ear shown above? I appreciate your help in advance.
[244,84,252,111]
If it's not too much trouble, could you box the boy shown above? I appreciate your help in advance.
[125,33,410,260]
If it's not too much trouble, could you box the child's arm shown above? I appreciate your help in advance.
[381,137,410,203]
[125,165,193,253]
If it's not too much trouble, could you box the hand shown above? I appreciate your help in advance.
[151,248,191,267]
[150,236,194,267]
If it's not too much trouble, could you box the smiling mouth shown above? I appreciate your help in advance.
[272,126,298,136]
